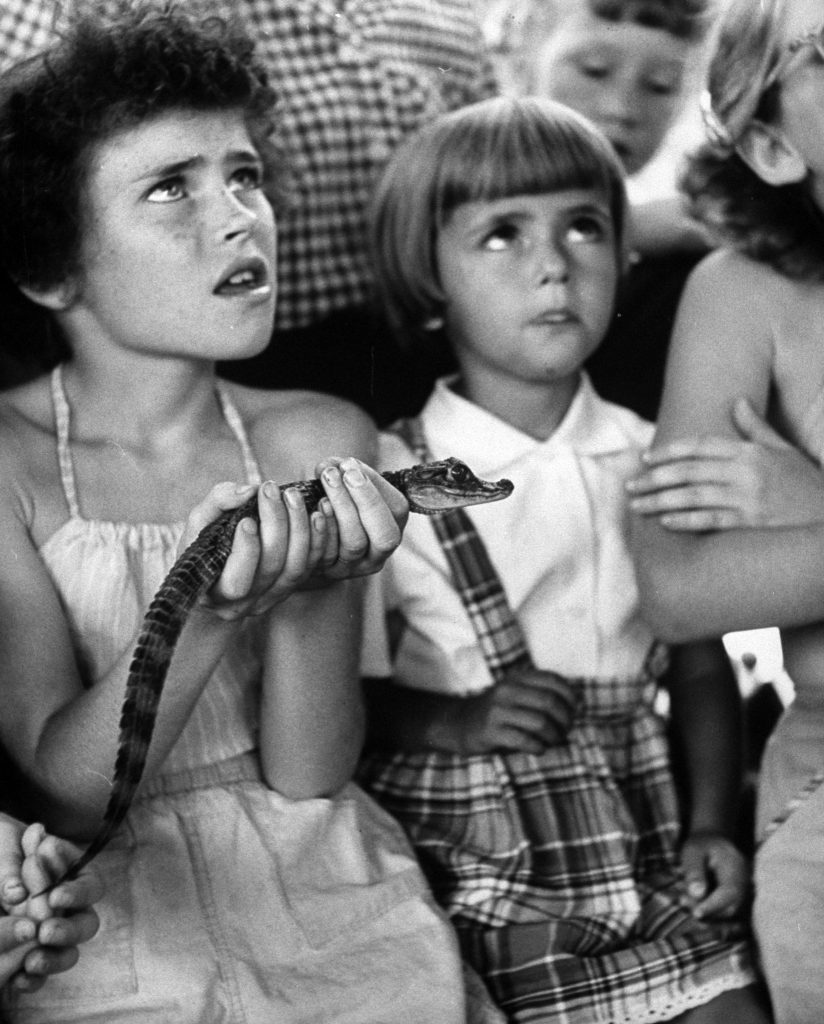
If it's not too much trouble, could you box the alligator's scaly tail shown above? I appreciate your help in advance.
[45,461,512,889]
[51,496,259,887]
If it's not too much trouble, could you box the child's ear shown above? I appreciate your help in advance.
[737,120,807,186]
[17,277,77,311]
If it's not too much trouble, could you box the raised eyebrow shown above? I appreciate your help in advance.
[136,155,203,183]
[136,149,262,184]
[226,147,264,168]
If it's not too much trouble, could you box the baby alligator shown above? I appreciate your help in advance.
[50,458,513,888]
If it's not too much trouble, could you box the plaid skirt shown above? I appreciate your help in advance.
[359,672,757,1023]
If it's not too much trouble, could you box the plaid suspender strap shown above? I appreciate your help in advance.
[392,418,533,682]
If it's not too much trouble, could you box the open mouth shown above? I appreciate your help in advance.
[214,257,269,296]
[532,310,573,326]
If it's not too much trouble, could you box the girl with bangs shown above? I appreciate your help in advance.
[358,96,767,1023]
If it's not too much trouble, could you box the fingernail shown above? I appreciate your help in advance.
[13,919,36,943]
[320,498,333,517]
[262,481,277,500]
[322,467,342,488]
[343,467,365,487]
[2,879,25,902]
[38,921,59,945]
[312,511,326,531]
[241,518,258,535]
[285,488,303,509]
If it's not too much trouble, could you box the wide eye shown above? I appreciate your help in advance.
[566,214,608,245]
[146,176,186,203]
[482,223,519,251]
[448,462,470,484]
[228,165,263,194]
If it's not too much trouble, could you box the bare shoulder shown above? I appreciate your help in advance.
[218,382,377,480]
[0,377,58,525]
[657,251,788,443]
[681,248,787,319]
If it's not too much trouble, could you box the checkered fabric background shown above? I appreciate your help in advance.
[0,0,495,331]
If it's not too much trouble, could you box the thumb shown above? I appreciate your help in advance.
[732,397,789,450]
[680,843,708,903]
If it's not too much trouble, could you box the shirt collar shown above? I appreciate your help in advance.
[423,373,646,473]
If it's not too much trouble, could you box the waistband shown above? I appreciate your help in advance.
[137,750,262,801]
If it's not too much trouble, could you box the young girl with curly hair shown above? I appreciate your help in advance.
[0,4,472,1021]
[630,0,824,1018]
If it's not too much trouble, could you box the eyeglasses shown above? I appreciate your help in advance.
[763,22,824,90]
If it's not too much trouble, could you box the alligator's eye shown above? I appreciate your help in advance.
[448,462,471,484]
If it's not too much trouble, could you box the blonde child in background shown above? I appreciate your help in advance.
[0,4,470,1021]
[358,95,768,1023]
[629,0,824,1019]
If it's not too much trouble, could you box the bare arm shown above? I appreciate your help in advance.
[665,641,743,840]
[256,404,403,797]
[631,251,824,640]
[665,641,750,920]
[0,477,324,840]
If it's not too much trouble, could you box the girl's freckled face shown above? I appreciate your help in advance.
[70,106,277,361]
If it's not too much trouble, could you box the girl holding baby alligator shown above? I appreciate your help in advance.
[0,4,480,1020]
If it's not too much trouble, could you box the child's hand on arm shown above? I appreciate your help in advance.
[628,398,824,531]
[680,830,750,921]
[445,667,578,755]
[365,669,578,756]
[0,816,103,993]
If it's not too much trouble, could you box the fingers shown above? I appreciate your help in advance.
[203,480,330,614]
[682,836,749,920]
[22,942,80,981]
[628,445,753,529]
[181,482,257,549]
[0,918,37,990]
[639,436,742,469]
[37,907,100,950]
[0,814,25,912]
[19,826,51,924]
[487,672,578,749]
[316,458,405,578]
[37,838,105,916]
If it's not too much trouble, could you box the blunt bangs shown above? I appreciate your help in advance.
[433,98,625,242]
[368,96,626,349]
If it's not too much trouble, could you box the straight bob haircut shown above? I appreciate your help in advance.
[369,95,627,349]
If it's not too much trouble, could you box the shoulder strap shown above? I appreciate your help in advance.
[216,382,263,487]
[391,417,533,682]
[51,364,81,519]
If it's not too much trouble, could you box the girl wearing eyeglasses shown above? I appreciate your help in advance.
[629,0,824,1019]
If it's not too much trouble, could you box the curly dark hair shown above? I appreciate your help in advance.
[0,0,281,294]
[680,0,824,282]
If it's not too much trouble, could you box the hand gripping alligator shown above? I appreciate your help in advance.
[49,458,513,888]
